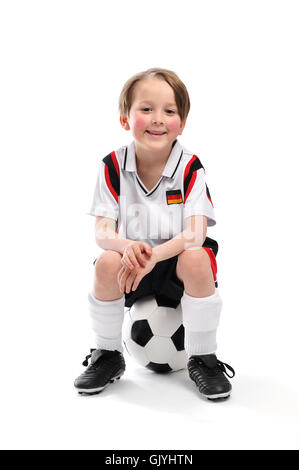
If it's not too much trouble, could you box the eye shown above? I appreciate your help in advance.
[166,109,175,114]
[142,107,151,112]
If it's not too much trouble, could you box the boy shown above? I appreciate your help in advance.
[74,68,235,400]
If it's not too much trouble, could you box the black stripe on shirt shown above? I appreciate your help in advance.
[123,147,128,170]
[171,150,183,178]
[183,156,204,201]
[103,153,120,198]
[146,178,163,197]
[136,176,148,194]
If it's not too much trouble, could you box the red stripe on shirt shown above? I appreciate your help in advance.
[116,220,122,234]
[206,190,213,208]
[183,155,197,183]
[184,170,197,204]
[183,155,198,204]
[110,151,120,178]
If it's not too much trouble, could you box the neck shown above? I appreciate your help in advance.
[134,141,175,169]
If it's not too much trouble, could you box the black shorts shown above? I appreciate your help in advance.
[93,237,218,309]
[124,236,219,309]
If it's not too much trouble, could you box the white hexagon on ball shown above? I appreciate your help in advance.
[148,304,183,337]
[129,295,157,321]
[145,336,178,365]
[122,296,187,372]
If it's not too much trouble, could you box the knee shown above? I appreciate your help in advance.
[94,250,122,284]
[177,248,212,281]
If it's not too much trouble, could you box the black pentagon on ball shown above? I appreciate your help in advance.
[131,319,154,347]
[146,362,172,373]
[171,324,185,351]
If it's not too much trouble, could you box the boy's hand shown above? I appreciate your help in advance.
[118,251,158,294]
[121,241,152,270]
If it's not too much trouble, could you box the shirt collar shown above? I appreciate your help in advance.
[123,139,184,179]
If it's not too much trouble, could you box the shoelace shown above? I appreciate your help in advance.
[82,348,96,366]
[195,357,235,378]
[216,359,235,378]
[82,349,119,368]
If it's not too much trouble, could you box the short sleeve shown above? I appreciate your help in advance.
[183,159,216,227]
[88,154,120,220]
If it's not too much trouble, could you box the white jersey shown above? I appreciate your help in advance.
[89,139,216,248]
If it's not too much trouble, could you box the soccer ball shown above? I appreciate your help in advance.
[122,295,188,372]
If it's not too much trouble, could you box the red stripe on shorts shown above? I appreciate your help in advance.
[203,247,217,282]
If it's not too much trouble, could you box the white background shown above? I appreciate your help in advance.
[0,0,298,450]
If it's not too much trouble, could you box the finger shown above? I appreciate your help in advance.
[121,258,131,272]
[126,249,139,269]
[118,265,125,281]
[143,243,152,256]
[118,269,124,291]
[140,244,152,263]
[123,252,136,270]
[132,274,141,291]
[119,268,129,293]
[118,268,127,290]
[125,272,136,293]
[135,247,147,267]
[130,247,141,268]
[123,255,134,270]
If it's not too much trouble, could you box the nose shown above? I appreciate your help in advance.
[152,111,165,126]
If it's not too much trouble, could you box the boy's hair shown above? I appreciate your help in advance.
[118,67,190,123]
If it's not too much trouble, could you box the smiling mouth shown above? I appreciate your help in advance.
[146,131,167,136]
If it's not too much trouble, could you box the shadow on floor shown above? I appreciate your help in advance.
[82,366,299,419]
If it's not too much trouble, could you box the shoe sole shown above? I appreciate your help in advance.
[199,389,231,400]
[75,373,124,395]
[189,376,231,400]
[206,392,231,400]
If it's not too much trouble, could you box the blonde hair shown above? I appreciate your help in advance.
[118,67,190,123]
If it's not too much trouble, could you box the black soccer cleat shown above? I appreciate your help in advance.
[74,348,126,395]
[187,354,235,400]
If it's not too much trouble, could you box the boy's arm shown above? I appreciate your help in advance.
[95,216,133,255]
[152,215,207,263]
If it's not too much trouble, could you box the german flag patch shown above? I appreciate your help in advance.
[166,189,183,205]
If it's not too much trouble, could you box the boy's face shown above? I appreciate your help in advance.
[120,78,186,152]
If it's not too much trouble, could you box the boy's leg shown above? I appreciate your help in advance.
[93,251,124,301]
[176,247,235,399]
[74,250,126,394]
[176,247,221,355]
[90,250,125,352]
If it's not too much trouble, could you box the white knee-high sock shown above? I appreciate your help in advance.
[88,292,125,353]
[181,288,223,357]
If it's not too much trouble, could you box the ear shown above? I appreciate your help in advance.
[178,120,186,135]
[120,115,130,131]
